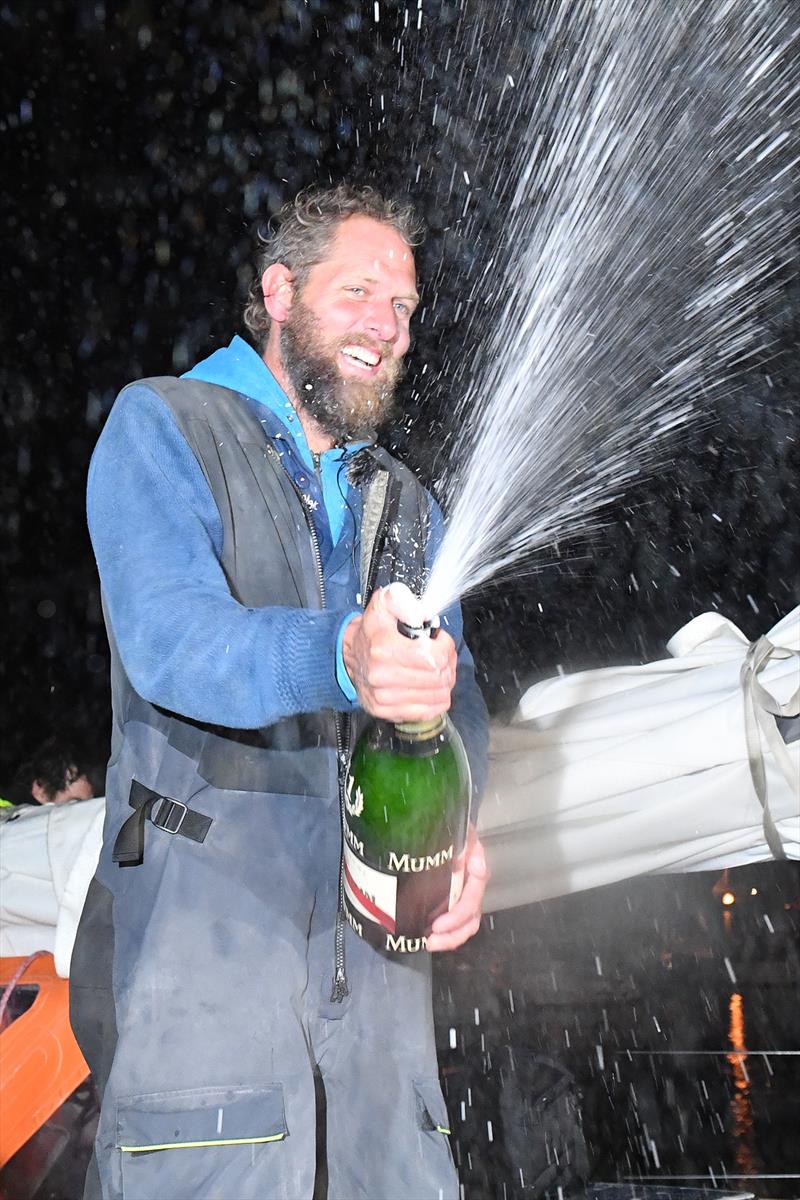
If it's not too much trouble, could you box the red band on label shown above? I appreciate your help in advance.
[344,859,397,934]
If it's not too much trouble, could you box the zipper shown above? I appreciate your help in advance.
[326,451,351,997]
[268,442,352,1002]
[330,476,392,999]
[363,478,392,605]
[310,451,350,1000]
[304,512,351,1002]
[330,465,392,999]
[330,711,350,1002]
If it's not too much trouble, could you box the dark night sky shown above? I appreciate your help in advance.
[2,0,798,785]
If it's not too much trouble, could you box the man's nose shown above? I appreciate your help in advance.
[364,299,398,344]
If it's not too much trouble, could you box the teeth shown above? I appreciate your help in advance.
[342,346,380,367]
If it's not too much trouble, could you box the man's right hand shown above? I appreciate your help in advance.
[341,583,457,722]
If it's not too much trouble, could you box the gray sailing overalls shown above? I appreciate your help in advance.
[70,379,459,1200]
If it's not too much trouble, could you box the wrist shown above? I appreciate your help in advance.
[342,614,362,685]
[335,611,361,703]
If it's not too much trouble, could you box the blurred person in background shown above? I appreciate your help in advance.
[5,736,95,808]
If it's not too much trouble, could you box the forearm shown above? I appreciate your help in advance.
[106,589,357,728]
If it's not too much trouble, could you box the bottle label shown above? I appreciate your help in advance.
[343,842,398,934]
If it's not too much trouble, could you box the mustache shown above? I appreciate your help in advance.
[335,335,395,358]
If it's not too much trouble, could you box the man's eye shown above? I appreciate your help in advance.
[394,301,410,316]
[347,286,365,296]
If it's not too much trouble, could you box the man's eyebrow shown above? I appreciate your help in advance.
[358,274,420,305]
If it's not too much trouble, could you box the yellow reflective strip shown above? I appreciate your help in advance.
[435,1124,451,1135]
[120,1134,285,1152]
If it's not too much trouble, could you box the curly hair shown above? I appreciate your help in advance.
[9,736,89,804]
[243,183,424,350]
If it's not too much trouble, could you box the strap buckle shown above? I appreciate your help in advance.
[152,797,189,836]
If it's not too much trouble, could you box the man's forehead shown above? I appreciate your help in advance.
[329,215,416,269]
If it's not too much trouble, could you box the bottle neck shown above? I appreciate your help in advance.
[393,715,446,741]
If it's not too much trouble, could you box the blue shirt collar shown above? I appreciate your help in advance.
[183,335,369,471]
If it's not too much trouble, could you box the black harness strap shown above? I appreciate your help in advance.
[112,779,212,867]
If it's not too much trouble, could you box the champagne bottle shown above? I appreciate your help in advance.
[342,620,471,954]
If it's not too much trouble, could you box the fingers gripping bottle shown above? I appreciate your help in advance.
[342,616,472,954]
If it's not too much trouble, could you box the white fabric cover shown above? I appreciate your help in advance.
[480,607,799,910]
[0,796,104,975]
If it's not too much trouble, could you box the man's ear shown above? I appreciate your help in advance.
[261,263,294,324]
[30,779,49,805]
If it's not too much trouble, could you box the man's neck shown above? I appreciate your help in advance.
[262,345,335,453]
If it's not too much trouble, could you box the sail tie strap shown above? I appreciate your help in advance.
[740,635,799,861]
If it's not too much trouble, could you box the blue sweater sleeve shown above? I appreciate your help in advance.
[426,498,490,816]
[87,384,358,728]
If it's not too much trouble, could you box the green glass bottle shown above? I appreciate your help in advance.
[342,710,471,954]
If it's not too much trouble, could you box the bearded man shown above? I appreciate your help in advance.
[70,184,489,1200]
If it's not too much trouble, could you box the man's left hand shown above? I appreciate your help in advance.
[426,823,489,952]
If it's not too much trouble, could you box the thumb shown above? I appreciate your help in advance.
[466,832,489,878]
[468,846,489,879]
[382,581,426,628]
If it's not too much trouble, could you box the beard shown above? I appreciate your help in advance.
[280,300,404,443]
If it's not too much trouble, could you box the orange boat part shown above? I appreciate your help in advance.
[0,953,89,1167]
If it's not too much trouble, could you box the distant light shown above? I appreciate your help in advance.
[750,887,758,896]
[722,891,735,906]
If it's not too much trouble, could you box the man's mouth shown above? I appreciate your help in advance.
[339,344,383,375]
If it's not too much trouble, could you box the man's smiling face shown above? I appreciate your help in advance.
[280,214,419,442]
